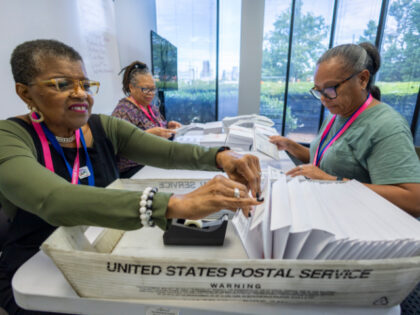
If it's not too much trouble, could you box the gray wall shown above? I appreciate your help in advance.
[0,0,156,118]
[114,0,157,70]
[237,0,265,115]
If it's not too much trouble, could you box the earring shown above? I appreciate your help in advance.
[29,107,44,123]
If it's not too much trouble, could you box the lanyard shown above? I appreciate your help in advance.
[129,96,163,127]
[313,94,373,167]
[31,112,95,186]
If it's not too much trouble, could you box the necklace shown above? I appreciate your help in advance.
[55,134,76,143]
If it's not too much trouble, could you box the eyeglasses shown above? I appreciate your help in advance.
[135,86,157,95]
[309,72,359,100]
[29,78,100,95]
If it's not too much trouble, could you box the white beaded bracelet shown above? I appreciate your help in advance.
[139,187,157,227]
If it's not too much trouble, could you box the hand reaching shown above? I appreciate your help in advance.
[167,121,182,129]
[146,127,176,139]
[269,135,291,150]
[215,150,261,198]
[166,175,261,219]
[286,164,336,181]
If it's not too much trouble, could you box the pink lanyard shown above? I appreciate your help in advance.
[313,94,373,167]
[31,113,81,184]
[129,97,163,127]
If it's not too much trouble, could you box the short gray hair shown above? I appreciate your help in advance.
[10,39,83,84]
[317,42,381,100]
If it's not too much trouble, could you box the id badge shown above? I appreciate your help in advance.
[79,166,91,179]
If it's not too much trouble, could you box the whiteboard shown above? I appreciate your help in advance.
[0,0,124,119]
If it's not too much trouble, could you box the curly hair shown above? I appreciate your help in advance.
[317,42,381,100]
[119,61,151,95]
[10,39,83,85]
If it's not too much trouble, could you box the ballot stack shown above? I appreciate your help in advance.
[233,169,420,260]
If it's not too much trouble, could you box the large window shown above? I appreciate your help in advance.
[260,0,334,143]
[333,0,382,46]
[285,0,334,143]
[156,0,217,123]
[260,0,292,133]
[217,0,241,120]
[375,0,419,135]
[156,0,419,146]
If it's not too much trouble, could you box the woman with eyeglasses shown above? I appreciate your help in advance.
[0,40,262,314]
[270,42,420,216]
[112,61,182,177]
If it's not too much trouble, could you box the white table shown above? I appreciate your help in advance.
[12,162,400,314]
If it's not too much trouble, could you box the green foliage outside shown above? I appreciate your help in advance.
[164,0,419,130]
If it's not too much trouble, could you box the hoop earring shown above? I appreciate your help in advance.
[29,107,44,123]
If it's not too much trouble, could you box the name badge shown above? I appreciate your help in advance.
[79,166,91,179]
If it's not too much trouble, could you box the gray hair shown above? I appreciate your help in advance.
[120,61,151,95]
[10,39,82,85]
[317,42,381,100]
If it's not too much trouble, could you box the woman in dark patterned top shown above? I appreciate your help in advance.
[112,61,181,177]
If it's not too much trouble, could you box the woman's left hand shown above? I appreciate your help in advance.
[216,150,261,198]
[286,164,336,181]
[167,121,182,129]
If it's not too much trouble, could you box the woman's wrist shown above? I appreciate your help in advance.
[215,146,231,170]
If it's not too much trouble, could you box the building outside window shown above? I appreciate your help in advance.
[218,0,241,120]
[156,0,217,123]
[156,0,419,146]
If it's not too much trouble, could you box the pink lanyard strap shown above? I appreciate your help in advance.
[31,115,54,172]
[147,104,163,128]
[70,131,81,184]
[31,113,81,184]
[129,97,163,127]
[313,94,373,166]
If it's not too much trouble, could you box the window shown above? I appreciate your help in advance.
[260,0,292,133]
[217,0,241,120]
[375,0,419,131]
[284,0,334,143]
[260,0,334,143]
[156,0,217,123]
[333,0,382,46]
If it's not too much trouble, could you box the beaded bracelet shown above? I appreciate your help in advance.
[139,187,158,227]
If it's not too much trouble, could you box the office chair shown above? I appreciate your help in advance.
[401,282,420,314]
[0,205,10,252]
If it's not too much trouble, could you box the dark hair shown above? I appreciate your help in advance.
[10,39,83,85]
[317,42,381,100]
[120,61,151,95]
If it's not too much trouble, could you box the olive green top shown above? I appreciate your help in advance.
[310,103,420,184]
[0,114,220,231]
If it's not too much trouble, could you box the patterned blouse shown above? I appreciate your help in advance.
[111,97,167,172]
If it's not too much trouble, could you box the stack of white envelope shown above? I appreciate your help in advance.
[202,121,224,134]
[233,168,420,260]
[199,133,227,147]
[225,125,254,151]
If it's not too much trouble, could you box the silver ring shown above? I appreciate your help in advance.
[299,165,303,170]
[234,187,240,199]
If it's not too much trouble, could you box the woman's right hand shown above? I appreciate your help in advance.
[147,127,176,139]
[269,135,291,150]
[166,175,262,219]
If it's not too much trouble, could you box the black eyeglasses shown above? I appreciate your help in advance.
[135,86,157,95]
[310,72,359,100]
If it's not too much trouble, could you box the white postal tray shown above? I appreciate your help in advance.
[40,179,420,307]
